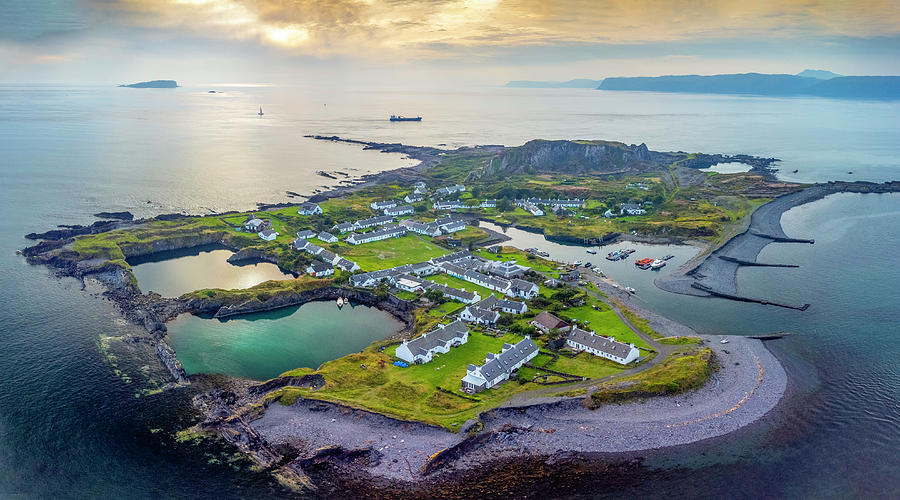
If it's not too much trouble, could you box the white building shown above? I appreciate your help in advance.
[258,229,278,241]
[353,215,394,230]
[384,205,414,217]
[433,200,466,211]
[243,218,268,232]
[620,203,646,216]
[434,184,466,198]
[307,261,334,277]
[317,231,338,243]
[459,305,500,326]
[400,219,442,237]
[460,337,538,393]
[404,193,424,203]
[395,320,469,364]
[297,202,323,215]
[480,199,497,208]
[565,328,640,364]
[370,200,398,211]
[509,278,539,299]
[334,258,360,273]
[476,295,527,314]
[346,225,407,245]
[296,229,316,239]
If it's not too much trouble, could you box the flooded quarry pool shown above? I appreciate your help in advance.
[167,301,404,380]
[128,244,293,297]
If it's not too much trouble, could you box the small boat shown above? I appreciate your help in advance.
[390,114,422,122]
[624,248,636,255]
[337,296,345,308]
[574,260,583,266]
[663,254,675,260]
[584,262,593,268]
[650,259,666,270]
[586,249,597,254]
[625,287,636,294]
[258,106,264,117]
[537,251,549,258]
[635,258,654,269]
[720,338,730,344]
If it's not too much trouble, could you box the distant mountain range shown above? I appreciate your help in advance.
[119,80,178,88]
[598,72,899,99]
[504,79,603,88]
[796,69,842,80]
[504,70,899,99]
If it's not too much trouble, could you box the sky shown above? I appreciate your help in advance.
[2,0,899,86]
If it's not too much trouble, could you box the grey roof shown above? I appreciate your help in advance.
[349,225,406,242]
[405,321,468,357]
[476,294,525,313]
[296,229,316,238]
[259,229,277,237]
[308,261,332,273]
[464,306,499,324]
[355,215,394,228]
[566,328,634,358]
[431,250,472,264]
[298,202,320,212]
[319,250,338,263]
[465,270,511,291]
[424,282,476,302]
[304,243,324,254]
[385,205,414,214]
[333,222,355,233]
[335,258,357,271]
[511,278,538,291]
[476,337,538,381]
[317,231,336,240]
[621,203,642,210]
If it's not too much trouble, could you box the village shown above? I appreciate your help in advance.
[236,181,650,400]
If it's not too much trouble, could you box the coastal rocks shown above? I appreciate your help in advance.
[472,139,655,179]
[225,247,280,265]
[248,374,326,396]
[25,219,123,240]
[93,211,134,221]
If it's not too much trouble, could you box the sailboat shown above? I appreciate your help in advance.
[258,106,264,117]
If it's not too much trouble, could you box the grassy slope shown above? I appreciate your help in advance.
[273,331,537,430]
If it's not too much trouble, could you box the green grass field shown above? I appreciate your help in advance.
[338,235,448,271]
[427,274,499,300]
[555,296,652,349]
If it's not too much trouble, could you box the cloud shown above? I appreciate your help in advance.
[85,0,900,60]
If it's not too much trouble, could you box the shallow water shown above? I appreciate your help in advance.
[129,245,294,297]
[168,301,404,380]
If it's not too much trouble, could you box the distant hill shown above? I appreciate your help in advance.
[796,69,842,80]
[505,79,603,89]
[119,80,178,88]
[597,73,900,99]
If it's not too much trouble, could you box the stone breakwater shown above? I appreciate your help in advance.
[241,335,784,492]
[656,181,900,309]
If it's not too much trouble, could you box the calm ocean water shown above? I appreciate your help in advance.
[0,84,898,497]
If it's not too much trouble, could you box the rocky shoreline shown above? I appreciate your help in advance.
[656,181,900,308]
[211,332,784,494]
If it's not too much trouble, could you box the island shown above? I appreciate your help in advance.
[118,80,178,88]
[20,136,900,494]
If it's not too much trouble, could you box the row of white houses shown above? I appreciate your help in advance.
[461,337,539,393]
[395,320,469,364]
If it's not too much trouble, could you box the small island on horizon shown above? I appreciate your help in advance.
[119,80,178,88]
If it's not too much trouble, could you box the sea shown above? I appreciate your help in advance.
[0,84,898,498]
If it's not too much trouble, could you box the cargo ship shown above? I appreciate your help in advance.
[389,115,422,122]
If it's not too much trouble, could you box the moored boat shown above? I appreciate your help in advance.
[663,254,675,260]
[337,296,345,308]
[635,258,654,269]
[586,249,597,254]
[650,259,666,270]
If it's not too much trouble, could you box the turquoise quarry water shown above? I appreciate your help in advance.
[1,84,898,497]
[168,301,403,381]
[128,245,293,297]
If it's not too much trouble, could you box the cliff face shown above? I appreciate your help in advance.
[469,139,653,179]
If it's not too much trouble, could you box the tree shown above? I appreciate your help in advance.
[374,280,390,301]
[424,288,446,304]
[497,198,514,212]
